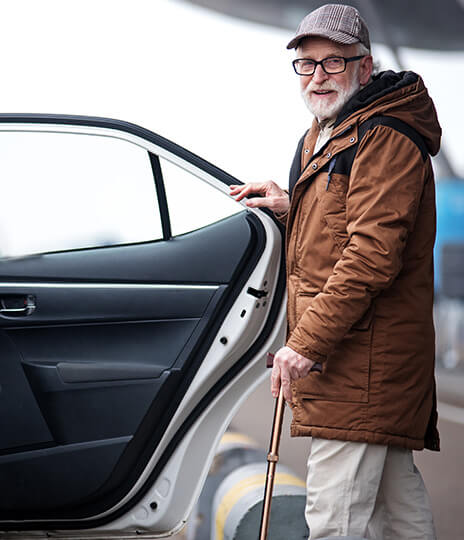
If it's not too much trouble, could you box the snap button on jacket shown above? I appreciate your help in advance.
[284,71,441,451]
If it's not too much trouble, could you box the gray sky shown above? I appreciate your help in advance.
[0,0,462,182]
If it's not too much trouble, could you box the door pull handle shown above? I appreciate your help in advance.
[0,295,36,316]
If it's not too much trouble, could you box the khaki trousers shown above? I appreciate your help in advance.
[305,438,436,540]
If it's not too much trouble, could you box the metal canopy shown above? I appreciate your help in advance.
[185,0,464,51]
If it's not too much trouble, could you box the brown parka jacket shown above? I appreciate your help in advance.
[284,71,441,451]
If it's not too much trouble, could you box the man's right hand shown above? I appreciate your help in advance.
[229,181,290,215]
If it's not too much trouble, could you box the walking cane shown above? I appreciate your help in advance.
[258,352,322,540]
[258,352,285,540]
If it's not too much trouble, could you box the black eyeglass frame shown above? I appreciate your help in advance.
[292,55,366,76]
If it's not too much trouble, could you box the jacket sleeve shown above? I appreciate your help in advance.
[286,125,430,361]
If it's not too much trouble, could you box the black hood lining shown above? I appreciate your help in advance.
[334,71,419,128]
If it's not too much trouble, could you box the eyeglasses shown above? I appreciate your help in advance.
[292,55,365,76]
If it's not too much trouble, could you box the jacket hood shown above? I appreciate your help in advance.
[334,70,441,156]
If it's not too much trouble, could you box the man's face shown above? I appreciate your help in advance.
[296,37,372,122]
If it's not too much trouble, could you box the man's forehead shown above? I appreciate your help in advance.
[297,37,356,57]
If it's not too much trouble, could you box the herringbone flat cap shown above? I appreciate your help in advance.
[287,3,370,50]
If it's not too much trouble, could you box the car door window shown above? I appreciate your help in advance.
[0,131,162,258]
[161,157,242,237]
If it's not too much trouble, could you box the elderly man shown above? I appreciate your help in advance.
[230,4,441,540]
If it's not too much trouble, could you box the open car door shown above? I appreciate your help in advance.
[0,115,286,538]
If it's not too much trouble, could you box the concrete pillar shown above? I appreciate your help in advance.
[212,461,308,540]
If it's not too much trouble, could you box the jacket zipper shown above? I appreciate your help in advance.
[326,156,337,190]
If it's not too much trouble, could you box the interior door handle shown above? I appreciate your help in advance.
[0,295,36,316]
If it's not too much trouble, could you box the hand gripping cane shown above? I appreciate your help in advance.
[258,352,322,540]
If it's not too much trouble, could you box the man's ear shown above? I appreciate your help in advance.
[359,55,373,85]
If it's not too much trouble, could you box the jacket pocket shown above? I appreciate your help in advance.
[315,173,349,252]
[295,316,374,403]
[295,291,317,324]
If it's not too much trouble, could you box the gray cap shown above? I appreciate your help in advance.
[287,4,370,51]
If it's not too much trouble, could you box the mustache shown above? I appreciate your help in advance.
[302,80,340,97]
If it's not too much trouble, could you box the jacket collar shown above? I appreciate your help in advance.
[333,70,419,128]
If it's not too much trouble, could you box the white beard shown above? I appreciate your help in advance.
[301,69,361,122]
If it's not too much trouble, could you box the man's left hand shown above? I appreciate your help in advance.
[271,346,315,402]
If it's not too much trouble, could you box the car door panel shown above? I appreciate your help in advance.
[0,210,266,521]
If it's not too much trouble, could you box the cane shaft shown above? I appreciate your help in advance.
[258,387,285,540]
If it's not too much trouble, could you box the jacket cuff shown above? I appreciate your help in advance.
[273,209,289,225]
[273,188,289,225]
[286,336,326,364]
